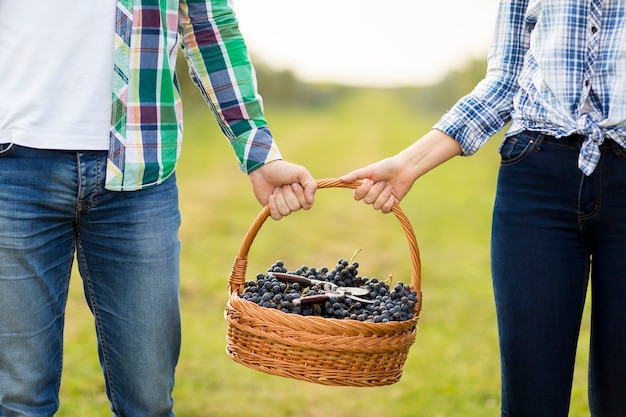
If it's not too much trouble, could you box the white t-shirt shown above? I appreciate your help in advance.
[0,1,116,150]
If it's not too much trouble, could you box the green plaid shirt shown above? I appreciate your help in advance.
[108,0,281,191]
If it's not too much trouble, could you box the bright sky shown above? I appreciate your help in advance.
[234,0,501,87]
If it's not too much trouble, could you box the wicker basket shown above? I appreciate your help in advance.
[225,178,422,387]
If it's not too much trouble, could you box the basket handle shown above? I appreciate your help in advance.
[228,178,421,295]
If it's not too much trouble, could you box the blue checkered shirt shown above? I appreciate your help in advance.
[435,0,626,175]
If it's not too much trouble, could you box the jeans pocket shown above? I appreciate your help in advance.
[499,132,543,166]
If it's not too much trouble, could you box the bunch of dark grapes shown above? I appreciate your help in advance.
[239,259,419,322]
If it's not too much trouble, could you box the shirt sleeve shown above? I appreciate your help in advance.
[178,0,282,173]
[434,0,531,156]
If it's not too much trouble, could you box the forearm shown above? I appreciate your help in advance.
[178,1,265,125]
[397,129,462,181]
[434,0,530,156]
[178,0,281,173]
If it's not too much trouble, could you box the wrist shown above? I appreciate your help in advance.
[400,129,461,179]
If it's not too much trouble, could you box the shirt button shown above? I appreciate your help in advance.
[591,26,598,34]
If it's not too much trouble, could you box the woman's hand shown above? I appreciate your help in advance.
[340,130,462,213]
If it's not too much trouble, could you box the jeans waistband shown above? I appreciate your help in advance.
[524,131,626,159]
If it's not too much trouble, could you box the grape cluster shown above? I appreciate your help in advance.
[239,258,418,322]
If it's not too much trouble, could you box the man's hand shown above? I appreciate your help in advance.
[248,160,317,220]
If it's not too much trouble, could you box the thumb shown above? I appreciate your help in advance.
[299,171,317,204]
[339,166,373,183]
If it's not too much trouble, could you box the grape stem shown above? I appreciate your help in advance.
[348,248,362,265]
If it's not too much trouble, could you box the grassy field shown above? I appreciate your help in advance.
[58,89,591,416]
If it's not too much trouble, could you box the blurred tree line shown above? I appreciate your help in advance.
[175,52,349,111]
[176,51,487,115]
[397,58,487,117]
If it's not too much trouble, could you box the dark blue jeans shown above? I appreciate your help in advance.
[492,131,626,417]
[0,145,181,416]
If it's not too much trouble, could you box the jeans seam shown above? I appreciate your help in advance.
[75,231,121,413]
[500,137,532,166]
[55,241,76,403]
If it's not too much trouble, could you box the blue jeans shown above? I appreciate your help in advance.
[0,145,181,416]
[492,131,626,417]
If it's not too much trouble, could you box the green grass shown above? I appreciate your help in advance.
[58,89,591,416]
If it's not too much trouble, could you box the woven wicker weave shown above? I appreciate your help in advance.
[225,178,422,387]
